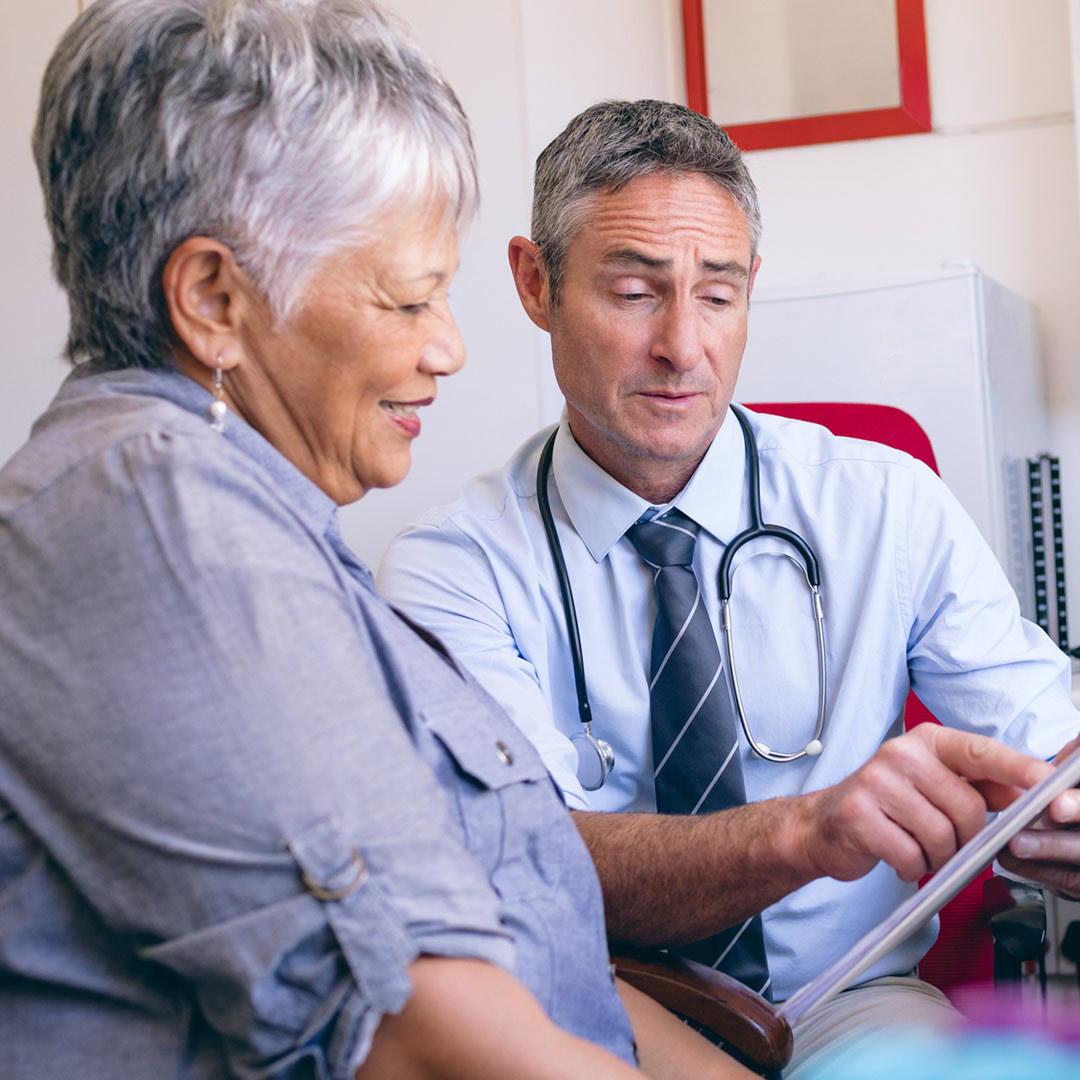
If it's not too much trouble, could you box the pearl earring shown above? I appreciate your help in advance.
[209,358,227,433]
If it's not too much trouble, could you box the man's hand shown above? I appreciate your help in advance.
[574,725,1056,947]
[794,724,1054,884]
[998,732,1080,900]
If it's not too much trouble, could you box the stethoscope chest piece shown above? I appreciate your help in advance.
[571,727,615,791]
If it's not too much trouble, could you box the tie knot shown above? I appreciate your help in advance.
[626,509,699,568]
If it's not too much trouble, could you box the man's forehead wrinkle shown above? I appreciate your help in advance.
[600,248,672,270]
[585,202,740,242]
[567,173,754,281]
[701,258,749,279]
[598,246,748,281]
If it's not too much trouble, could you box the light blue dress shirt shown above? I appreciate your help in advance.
[0,369,635,1078]
[379,407,1080,1002]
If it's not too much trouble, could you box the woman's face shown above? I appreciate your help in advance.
[230,203,464,504]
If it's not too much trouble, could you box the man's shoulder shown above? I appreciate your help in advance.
[401,425,556,536]
[378,426,559,627]
[741,406,927,474]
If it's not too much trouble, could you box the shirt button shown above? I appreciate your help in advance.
[495,741,513,765]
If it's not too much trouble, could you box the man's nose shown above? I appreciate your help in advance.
[649,298,704,371]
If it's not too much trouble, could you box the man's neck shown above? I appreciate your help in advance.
[564,418,713,506]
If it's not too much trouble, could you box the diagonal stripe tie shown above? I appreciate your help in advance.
[626,508,772,1001]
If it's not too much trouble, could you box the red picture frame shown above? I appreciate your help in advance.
[681,0,932,151]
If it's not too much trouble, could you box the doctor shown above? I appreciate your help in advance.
[378,99,1080,1072]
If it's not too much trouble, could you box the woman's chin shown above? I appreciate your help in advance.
[349,452,413,501]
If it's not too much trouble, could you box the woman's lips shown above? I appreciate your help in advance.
[380,397,433,438]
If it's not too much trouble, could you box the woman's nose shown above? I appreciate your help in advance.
[421,309,466,376]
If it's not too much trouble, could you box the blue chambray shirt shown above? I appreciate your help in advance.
[0,368,636,1079]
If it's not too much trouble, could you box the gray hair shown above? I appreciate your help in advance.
[531,99,761,300]
[33,0,478,371]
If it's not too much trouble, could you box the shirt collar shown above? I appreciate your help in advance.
[64,366,341,542]
[552,406,748,561]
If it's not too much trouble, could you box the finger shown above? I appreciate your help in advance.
[927,727,1054,789]
[996,850,1080,900]
[1046,789,1080,826]
[875,819,934,882]
[815,783,931,882]
[1051,733,1080,766]
[872,736,990,858]
[1007,825,1080,864]
[848,803,932,883]
[846,757,974,875]
[974,779,1033,813]
[900,768,983,868]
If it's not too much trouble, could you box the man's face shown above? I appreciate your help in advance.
[545,172,759,500]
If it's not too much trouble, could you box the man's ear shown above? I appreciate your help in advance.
[161,237,251,373]
[747,253,762,298]
[508,236,552,333]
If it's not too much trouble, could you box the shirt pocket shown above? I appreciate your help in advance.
[420,704,565,901]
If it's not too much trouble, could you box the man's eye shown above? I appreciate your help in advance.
[619,292,649,301]
[706,296,731,306]
[400,302,430,315]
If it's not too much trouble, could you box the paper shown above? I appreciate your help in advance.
[777,743,1080,1026]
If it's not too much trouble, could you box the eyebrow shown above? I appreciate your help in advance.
[600,247,749,281]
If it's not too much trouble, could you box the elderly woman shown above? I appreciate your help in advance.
[0,2,757,1078]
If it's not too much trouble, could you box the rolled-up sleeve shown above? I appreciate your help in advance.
[0,431,514,1078]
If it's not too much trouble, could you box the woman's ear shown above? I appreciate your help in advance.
[162,237,251,373]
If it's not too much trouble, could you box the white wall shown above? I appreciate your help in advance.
[0,1,76,462]
[744,0,1080,626]
[4,0,1080,605]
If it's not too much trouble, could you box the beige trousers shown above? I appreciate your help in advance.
[784,976,961,1078]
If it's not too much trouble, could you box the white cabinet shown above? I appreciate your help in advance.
[737,266,1051,620]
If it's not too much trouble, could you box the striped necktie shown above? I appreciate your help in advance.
[626,508,772,999]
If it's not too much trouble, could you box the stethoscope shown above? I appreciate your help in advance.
[535,405,828,790]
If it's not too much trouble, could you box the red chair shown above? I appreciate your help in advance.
[746,401,993,994]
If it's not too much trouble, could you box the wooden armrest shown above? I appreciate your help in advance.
[612,949,793,1073]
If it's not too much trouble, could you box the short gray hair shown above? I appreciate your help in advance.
[532,99,761,300]
[33,0,478,371]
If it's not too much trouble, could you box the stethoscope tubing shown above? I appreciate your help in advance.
[720,407,828,761]
[537,406,829,784]
[537,431,614,789]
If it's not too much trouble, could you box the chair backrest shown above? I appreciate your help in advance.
[746,401,993,992]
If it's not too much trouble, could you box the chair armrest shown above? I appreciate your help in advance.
[612,949,794,1073]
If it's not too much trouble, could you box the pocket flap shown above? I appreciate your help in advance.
[422,706,550,791]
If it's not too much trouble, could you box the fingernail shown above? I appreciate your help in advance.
[1058,792,1080,819]
[1011,834,1039,857]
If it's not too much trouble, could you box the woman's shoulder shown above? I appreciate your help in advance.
[4,368,222,498]
[0,367,327,563]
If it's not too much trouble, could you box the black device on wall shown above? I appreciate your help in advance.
[1028,453,1079,657]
